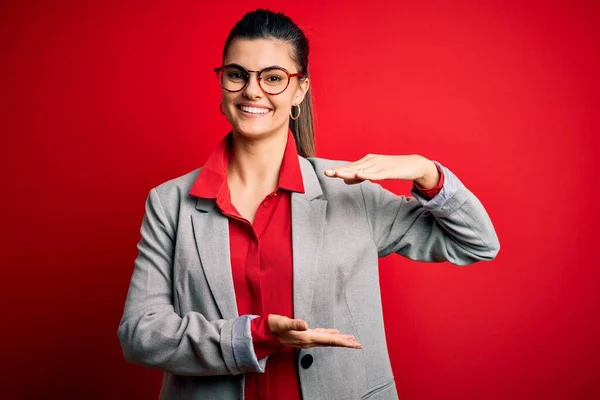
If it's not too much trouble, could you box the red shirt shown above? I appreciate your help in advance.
[190,130,302,400]
[189,130,443,400]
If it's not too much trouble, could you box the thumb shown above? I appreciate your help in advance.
[269,315,308,333]
[289,319,308,331]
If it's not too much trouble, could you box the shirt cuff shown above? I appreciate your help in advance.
[251,315,286,360]
[414,163,444,199]
[231,315,268,373]
[410,161,461,212]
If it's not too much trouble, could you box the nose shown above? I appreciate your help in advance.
[242,72,263,99]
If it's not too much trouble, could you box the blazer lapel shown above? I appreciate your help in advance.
[191,198,238,319]
[292,157,327,320]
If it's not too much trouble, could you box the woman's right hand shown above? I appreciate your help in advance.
[268,314,362,349]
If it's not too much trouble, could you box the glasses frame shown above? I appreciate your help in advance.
[214,63,304,96]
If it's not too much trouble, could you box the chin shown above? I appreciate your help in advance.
[233,120,281,139]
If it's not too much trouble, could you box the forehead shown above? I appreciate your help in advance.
[224,38,297,70]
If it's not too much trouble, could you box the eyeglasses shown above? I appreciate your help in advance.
[214,64,304,95]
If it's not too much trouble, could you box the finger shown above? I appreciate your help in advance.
[324,169,335,177]
[354,169,386,181]
[307,331,362,349]
[332,168,366,179]
[333,170,366,185]
[337,160,372,171]
[327,334,362,349]
[334,161,374,174]
[355,166,380,174]
[311,328,341,335]
[276,316,308,332]
[289,319,308,331]
[324,167,350,177]
[281,331,362,349]
[324,157,373,176]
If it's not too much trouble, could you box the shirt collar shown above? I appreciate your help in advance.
[189,129,305,199]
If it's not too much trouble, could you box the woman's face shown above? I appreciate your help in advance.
[221,38,309,140]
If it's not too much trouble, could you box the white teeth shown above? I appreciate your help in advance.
[240,105,270,114]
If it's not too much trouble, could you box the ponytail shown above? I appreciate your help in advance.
[289,85,315,158]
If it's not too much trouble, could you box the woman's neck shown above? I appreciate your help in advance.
[227,129,288,193]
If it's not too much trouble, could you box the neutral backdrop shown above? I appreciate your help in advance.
[2,0,598,399]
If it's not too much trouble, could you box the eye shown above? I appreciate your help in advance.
[227,72,245,80]
[264,74,283,82]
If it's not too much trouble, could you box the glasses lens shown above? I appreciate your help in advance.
[220,66,247,91]
[259,68,289,94]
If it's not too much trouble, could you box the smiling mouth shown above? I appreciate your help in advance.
[237,105,272,115]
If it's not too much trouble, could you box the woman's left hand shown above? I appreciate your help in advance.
[324,154,440,189]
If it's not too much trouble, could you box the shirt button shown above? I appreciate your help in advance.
[300,354,313,369]
[263,201,268,207]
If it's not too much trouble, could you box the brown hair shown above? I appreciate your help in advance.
[222,9,315,157]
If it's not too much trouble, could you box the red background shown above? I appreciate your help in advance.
[2,1,599,399]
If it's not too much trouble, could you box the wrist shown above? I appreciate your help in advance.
[414,159,439,190]
[252,315,285,359]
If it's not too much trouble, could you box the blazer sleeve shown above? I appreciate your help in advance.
[117,188,267,376]
[359,161,500,264]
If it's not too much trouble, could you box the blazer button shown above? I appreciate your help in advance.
[300,354,313,369]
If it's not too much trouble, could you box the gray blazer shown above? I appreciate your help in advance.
[117,157,500,400]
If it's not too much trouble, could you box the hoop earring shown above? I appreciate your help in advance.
[219,101,225,115]
[290,104,301,120]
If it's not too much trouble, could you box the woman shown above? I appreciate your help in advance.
[117,9,500,400]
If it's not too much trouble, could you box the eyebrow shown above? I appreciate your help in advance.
[223,63,286,71]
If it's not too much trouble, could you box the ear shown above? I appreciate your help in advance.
[294,77,310,105]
